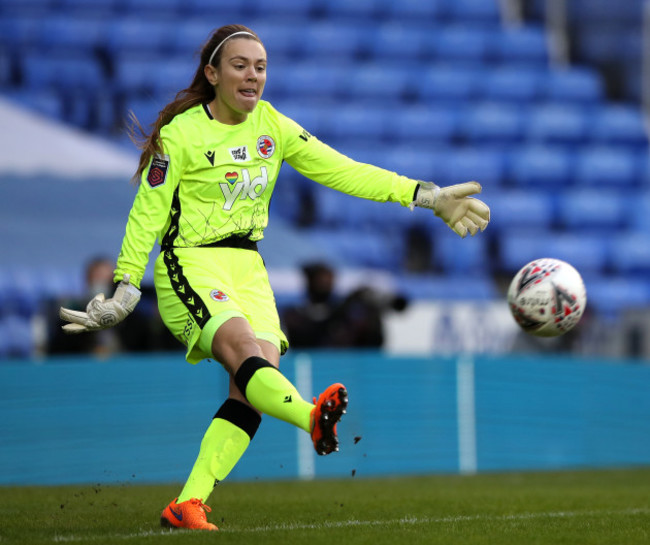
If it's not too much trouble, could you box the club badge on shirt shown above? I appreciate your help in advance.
[210,289,229,302]
[256,135,275,159]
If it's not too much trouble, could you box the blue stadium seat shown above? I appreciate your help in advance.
[460,103,524,144]
[38,17,108,51]
[492,25,548,65]
[113,57,152,94]
[586,276,650,319]
[315,189,352,227]
[556,188,626,231]
[482,66,545,102]
[150,59,196,98]
[543,233,609,274]
[487,190,555,232]
[20,53,105,92]
[380,145,445,182]
[397,273,497,300]
[316,188,407,232]
[509,145,573,187]
[270,64,348,100]
[304,228,400,270]
[0,17,43,51]
[590,105,648,148]
[544,67,604,104]
[432,229,489,275]
[609,232,650,275]
[369,23,430,60]
[384,105,459,144]
[574,146,639,187]
[434,25,495,62]
[123,97,165,131]
[498,232,608,275]
[382,0,443,21]
[322,0,385,20]
[251,0,317,18]
[444,148,507,187]
[170,20,214,55]
[272,99,330,136]
[320,104,388,142]
[0,0,56,16]
[344,64,410,103]
[525,103,589,146]
[2,90,65,121]
[441,0,501,23]
[629,192,650,231]
[251,22,300,61]
[301,23,368,60]
[419,65,485,103]
[122,0,181,17]
[58,0,120,16]
[106,19,175,58]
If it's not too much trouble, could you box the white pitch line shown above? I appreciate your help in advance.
[51,507,650,542]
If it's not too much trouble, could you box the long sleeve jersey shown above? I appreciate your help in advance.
[115,101,419,288]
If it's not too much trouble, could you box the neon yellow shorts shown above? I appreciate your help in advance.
[154,247,288,364]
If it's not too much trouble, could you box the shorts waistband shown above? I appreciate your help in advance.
[161,235,258,252]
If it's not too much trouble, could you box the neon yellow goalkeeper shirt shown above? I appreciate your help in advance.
[115,101,419,288]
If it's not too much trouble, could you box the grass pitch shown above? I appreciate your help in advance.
[1,468,649,545]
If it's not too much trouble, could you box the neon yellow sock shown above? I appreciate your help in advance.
[236,359,314,432]
[178,400,260,503]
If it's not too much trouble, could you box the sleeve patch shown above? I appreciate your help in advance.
[147,154,169,187]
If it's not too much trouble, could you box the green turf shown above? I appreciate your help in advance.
[1,468,649,545]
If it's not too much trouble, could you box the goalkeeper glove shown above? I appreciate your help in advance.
[412,181,490,238]
[59,274,141,334]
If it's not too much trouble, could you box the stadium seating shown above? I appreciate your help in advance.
[509,145,574,187]
[20,53,105,92]
[483,66,545,103]
[573,147,640,187]
[555,188,627,231]
[460,103,525,144]
[487,190,555,233]
[525,103,589,146]
[491,25,548,65]
[419,65,485,103]
[589,105,648,149]
[498,232,609,275]
[1,0,650,358]
[609,233,650,275]
[434,25,496,62]
[543,67,604,104]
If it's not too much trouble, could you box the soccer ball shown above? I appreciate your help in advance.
[507,258,587,337]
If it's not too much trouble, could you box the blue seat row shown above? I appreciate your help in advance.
[499,231,650,276]
[0,15,547,64]
[1,0,501,23]
[308,183,640,236]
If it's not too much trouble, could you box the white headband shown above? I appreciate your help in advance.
[207,31,256,66]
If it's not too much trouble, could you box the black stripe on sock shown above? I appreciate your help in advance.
[233,356,275,399]
[213,398,262,440]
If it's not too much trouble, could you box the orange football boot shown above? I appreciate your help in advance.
[310,383,348,455]
[160,498,218,531]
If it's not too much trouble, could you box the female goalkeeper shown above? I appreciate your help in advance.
[60,24,490,531]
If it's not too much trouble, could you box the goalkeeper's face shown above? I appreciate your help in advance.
[209,38,267,123]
